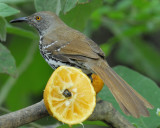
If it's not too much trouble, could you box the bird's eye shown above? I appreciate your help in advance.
[36,16,41,21]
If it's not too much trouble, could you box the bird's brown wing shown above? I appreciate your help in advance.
[85,37,105,58]
[43,27,105,61]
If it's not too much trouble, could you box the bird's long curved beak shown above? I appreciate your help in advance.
[10,17,28,23]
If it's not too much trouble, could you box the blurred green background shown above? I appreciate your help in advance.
[0,0,160,128]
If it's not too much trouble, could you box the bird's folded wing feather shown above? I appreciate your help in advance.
[42,27,105,61]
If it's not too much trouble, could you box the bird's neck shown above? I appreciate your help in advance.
[39,22,66,37]
[38,27,54,43]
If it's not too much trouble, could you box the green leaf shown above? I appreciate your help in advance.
[57,124,80,128]
[116,39,160,82]
[62,0,89,14]
[62,0,77,14]
[0,43,16,76]
[0,17,6,41]
[34,0,102,30]
[60,0,103,31]
[98,66,160,128]
[84,120,108,126]
[6,37,51,110]
[79,0,89,3]
[34,0,89,15]
[116,0,132,10]
[57,121,107,128]
[0,0,33,4]
[6,24,38,39]
[34,0,62,15]
[0,3,20,17]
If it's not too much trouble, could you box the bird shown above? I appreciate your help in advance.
[10,11,153,118]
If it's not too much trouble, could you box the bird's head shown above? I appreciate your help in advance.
[10,11,64,36]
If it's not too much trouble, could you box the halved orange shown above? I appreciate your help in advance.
[91,74,104,94]
[43,66,96,125]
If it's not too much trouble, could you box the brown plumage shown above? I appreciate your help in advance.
[10,11,153,118]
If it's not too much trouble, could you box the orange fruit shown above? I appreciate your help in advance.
[91,74,104,94]
[43,66,96,125]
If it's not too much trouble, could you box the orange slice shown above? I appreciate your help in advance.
[91,74,104,94]
[43,66,96,125]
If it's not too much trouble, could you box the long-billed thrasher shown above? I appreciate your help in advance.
[10,11,153,118]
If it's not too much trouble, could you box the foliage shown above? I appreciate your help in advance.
[0,17,6,41]
[91,0,160,82]
[0,0,160,128]
[0,43,16,75]
[99,66,160,128]
[60,0,102,31]
[0,3,19,17]
[35,0,90,15]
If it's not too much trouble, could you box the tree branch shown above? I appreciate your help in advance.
[88,100,135,128]
[0,100,48,128]
[0,100,134,128]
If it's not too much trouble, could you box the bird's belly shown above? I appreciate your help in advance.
[46,58,67,69]
[40,53,66,70]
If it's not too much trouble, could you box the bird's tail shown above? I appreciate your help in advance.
[91,60,153,118]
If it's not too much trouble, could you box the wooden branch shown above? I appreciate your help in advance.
[0,100,134,128]
[0,100,49,128]
[88,100,135,128]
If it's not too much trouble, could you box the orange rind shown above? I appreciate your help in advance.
[43,66,96,125]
